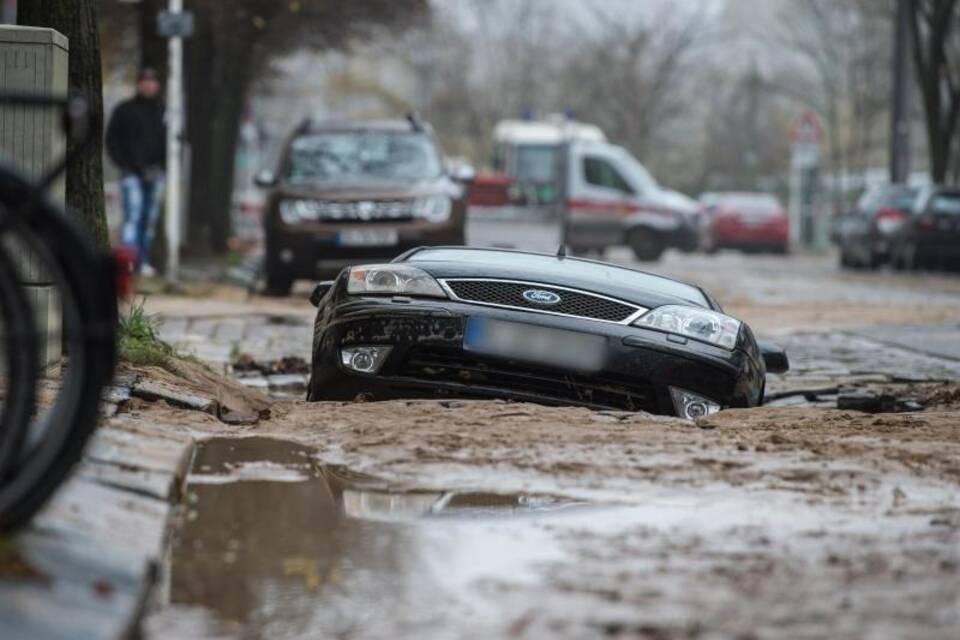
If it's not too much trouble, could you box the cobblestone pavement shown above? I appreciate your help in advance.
[157,313,313,398]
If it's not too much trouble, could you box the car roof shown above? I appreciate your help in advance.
[297,118,431,135]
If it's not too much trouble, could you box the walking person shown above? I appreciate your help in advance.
[106,67,166,276]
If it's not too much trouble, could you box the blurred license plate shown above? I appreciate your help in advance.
[338,229,398,247]
[464,318,606,371]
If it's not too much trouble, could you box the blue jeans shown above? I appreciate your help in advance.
[120,173,164,270]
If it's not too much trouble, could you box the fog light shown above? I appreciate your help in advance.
[669,387,721,419]
[340,346,392,374]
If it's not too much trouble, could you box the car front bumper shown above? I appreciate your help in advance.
[308,297,763,415]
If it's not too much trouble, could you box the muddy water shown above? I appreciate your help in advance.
[152,433,960,640]
[159,438,587,639]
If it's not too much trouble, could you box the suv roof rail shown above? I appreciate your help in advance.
[406,112,426,132]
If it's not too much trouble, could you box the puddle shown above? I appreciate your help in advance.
[157,437,960,639]
[162,438,587,638]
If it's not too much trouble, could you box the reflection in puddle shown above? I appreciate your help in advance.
[164,438,584,638]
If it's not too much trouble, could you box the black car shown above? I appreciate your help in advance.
[836,183,918,269]
[306,247,788,418]
[890,186,960,271]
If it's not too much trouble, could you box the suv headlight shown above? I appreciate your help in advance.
[634,305,741,350]
[413,195,452,222]
[347,264,447,298]
[279,199,319,224]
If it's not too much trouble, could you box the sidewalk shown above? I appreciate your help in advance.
[0,363,269,640]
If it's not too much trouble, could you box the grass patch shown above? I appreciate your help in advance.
[119,297,209,372]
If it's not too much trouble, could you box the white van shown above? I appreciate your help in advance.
[562,141,702,261]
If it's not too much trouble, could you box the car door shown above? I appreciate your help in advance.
[566,144,636,248]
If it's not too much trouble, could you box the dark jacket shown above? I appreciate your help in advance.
[105,95,166,177]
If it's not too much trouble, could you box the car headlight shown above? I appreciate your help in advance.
[279,199,319,224]
[347,264,447,298]
[413,195,452,222]
[634,305,741,350]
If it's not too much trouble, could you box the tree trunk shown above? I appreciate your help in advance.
[17,0,109,248]
[908,0,960,184]
[183,10,253,255]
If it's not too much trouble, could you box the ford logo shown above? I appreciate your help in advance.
[522,289,561,305]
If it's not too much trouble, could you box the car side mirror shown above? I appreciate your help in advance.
[254,169,278,189]
[310,280,334,307]
[758,340,789,374]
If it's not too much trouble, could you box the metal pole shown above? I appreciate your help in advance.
[165,0,184,282]
[890,0,912,184]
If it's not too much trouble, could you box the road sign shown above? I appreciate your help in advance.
[158,10,194,39]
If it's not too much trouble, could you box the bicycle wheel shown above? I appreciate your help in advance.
[0,233,38,482]
[0,166,117,532]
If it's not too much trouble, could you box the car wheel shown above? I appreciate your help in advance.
[839,245,851,267]
[628,227,664,262]
[264,262,294,297]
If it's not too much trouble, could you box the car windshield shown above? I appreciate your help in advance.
[514,145,558,183]
[286,131,444,183]
[407,248,710,307]
[858,186,918,211]
[929,192,960,215]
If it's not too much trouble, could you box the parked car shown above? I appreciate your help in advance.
[890,186,960,271]
[700,192,789,254]
[306,246,788,418]
[255,116,469,296]
[836,183,919,269]
[562,141,701,260]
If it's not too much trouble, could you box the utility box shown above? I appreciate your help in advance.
[0,25,69,370]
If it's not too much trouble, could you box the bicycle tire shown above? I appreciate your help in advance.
[0,231,38,481]
[0,166,117,532]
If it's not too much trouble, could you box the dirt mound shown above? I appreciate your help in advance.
[119,359,272,425]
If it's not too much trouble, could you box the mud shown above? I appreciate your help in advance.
[139,254,960,638]
[146,399,960,639]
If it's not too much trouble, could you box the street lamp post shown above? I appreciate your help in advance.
[164,0,184,282]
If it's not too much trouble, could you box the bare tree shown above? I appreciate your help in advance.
[774,0,894,209]
[908,0,960,183]
[562,6,704,161]
[134,0,427,255]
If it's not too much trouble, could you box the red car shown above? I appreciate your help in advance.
[701,192,789,254]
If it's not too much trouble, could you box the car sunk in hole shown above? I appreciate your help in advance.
[256,115,470,296]
[306,247,788,419]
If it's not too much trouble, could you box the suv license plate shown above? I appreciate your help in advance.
[338,229,399,247]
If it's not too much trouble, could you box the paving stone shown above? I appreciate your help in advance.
[132,379,218,413]
[212,319,247,342]
[237,376,269,389]
[267,373,308,390]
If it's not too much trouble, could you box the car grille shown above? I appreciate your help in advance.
[443,279,640,323]
[398,346,660,413]
[293,199,415,222]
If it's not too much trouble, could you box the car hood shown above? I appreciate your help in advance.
[655,189,701,215]
[404,259,709,310]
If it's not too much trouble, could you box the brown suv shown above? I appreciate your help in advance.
[255,117,468,295]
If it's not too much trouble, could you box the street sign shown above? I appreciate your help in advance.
[790,110,823,169]
[157,10,194,39]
